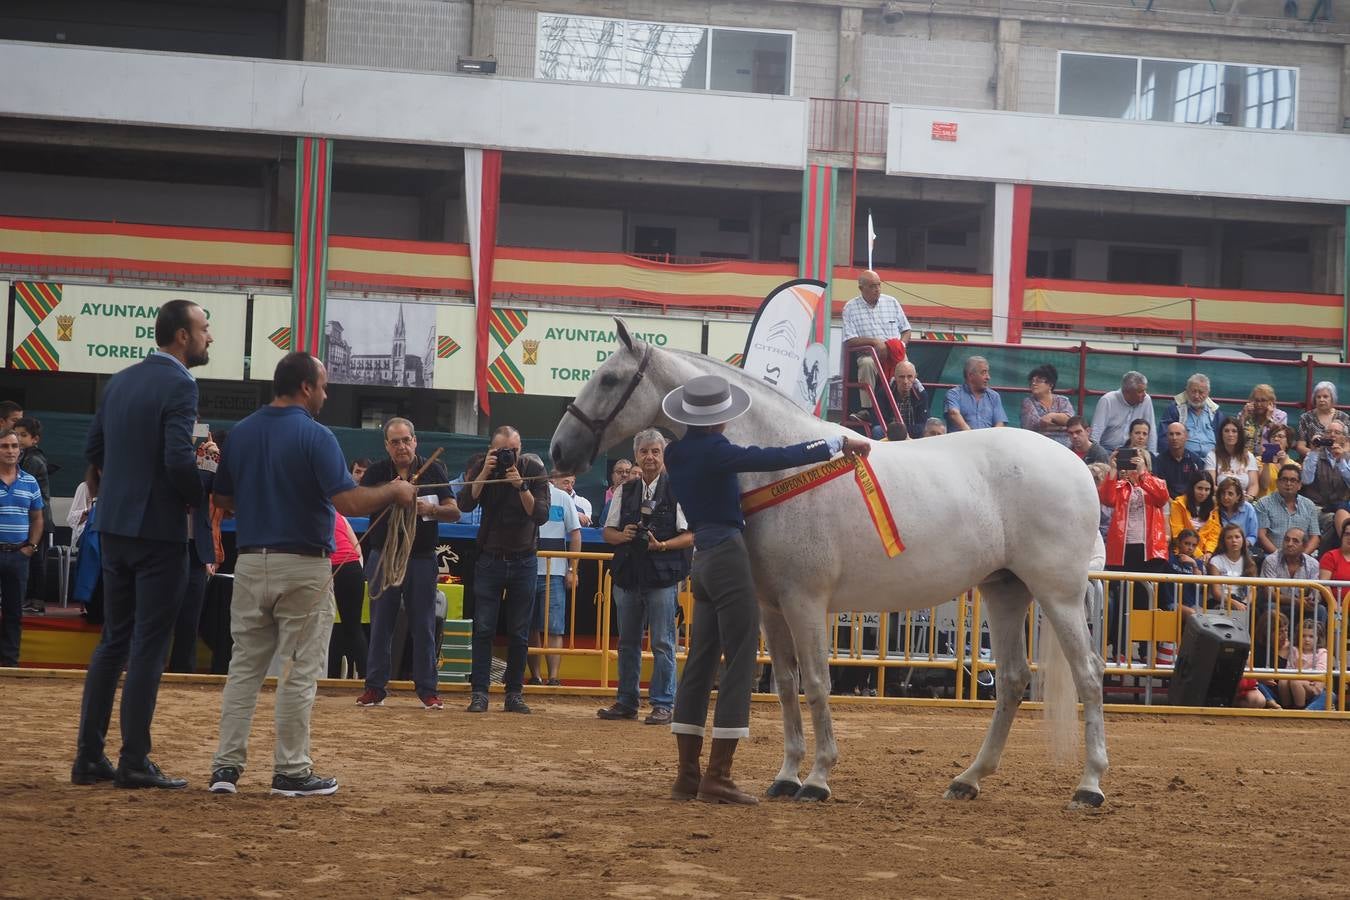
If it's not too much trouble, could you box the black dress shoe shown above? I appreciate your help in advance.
[71,755,117,785]
[114,760,188,790]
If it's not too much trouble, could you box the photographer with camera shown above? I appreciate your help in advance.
[597,429,693,727]
[1099,446,1171,662]
[1295,419,1350,550]
[457,426,551,714]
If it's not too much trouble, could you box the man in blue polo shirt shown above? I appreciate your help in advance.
[944,355,1007,431]
[0,428,44,667]
[208,353,414,797]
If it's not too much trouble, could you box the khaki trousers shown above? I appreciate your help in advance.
[212,552,334,777]
[856,355,880,410]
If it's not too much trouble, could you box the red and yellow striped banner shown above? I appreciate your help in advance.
[742,455,904,558]
[12,328,60,371]
[485,352,526,394]
[15,281,60,326]
[488,309,528,350]
[437,336,461,359]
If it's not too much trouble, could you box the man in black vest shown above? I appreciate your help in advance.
[597,429,692,726]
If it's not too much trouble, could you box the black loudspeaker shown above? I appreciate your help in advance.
[1170,612,1251,707]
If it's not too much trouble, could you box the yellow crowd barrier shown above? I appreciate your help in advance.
[518,553,1348,715]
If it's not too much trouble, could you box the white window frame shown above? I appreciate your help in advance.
[534,12,795,96]
[1053,50,1299,131]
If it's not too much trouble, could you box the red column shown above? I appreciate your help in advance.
[1005,184,1032,344]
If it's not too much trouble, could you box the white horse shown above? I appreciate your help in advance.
[550,321,1109,808]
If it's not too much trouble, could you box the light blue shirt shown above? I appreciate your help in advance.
[151,348,191,377]
[944,385,1007,430]
[1183,405,1216,456]
[1220,502,1259,548]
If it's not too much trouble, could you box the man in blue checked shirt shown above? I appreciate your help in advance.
[0,427,44,667]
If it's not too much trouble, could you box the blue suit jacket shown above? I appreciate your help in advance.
[86,353,202,543]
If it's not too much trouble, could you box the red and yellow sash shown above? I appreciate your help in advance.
[740,456,905,557]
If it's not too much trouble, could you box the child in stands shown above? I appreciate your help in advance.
[1278,619,1328,710]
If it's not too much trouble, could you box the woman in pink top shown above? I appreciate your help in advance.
[328,514,367,678]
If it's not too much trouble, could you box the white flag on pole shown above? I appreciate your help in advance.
[866,212,877,270]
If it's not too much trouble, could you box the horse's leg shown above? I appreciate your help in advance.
[785,611,837,801]
[1037,589,1108,809]
[760,604,805,799]
[945,579,1033,802]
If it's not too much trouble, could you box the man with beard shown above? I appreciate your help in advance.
[71,299,213,789]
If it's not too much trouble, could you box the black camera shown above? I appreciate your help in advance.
[631,501,656,549]
[492,446,518,478]
[1311,435,1332,449]
[1114,447,1138,469]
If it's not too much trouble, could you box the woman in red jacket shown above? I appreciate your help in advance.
[1099,448,1171,662]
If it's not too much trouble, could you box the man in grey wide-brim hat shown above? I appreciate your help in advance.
[661,374,869,805]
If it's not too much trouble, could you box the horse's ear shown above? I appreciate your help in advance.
[614,318,635,353]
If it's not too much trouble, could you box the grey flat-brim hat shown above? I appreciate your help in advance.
[662,375,752,426]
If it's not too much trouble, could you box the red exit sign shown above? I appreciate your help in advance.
[931,121,958,142]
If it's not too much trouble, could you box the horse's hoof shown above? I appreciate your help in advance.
[766,780,801,799]
[1067,789,1105,810]
[943,780,979,801]
[793,784,831,802]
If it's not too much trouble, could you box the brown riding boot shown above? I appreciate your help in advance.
[696,738,759,805]
[671,733,703,800]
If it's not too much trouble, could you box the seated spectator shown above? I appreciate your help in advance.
[1020,363,1074,446]
[944,355,1006,431]
[1153,421,1204,499]
[1254,464,1320,556]
[922,417,946,437]
[1205,419,1259,502]
[1278,619,1328,710]
[1126,418,1154,471]
[1165,528,1206,619]
[1161,373,1227,458]
[350,457,372,483]
[1215,477,1258,550]
[1091,371,1156,452]
[1168,471,1220,561]
[1256,424,1297,498]
[1299,420,1350,543]
[1259,527,1325,627]
[886,360,928,441]
[1316,520,1350,610]
[1295,381,1350,458]
[1099,450,1170,661]
[1237,383,1287,451]
[1066,415,1109,465]
[1208,523,1255,612]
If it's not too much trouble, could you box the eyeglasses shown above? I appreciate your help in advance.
[387,436,415,446]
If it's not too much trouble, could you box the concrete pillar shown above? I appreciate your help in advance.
[995,19,1022,111]
[302,0,327,62]
[454,390,481,435]
[471,0,501,59]
[838,7,863,100]
[1341,45,1350,133]
[832,171,856,267]
[990,183,1032,343]
[748,195,763,261]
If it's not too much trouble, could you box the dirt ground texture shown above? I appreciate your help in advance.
[2,678,1349,900]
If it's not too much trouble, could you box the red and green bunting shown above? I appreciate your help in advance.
[12,281,61,371]
[291,137,332,356]
[437,336,461,359]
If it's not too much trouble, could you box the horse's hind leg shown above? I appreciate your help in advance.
[1038,589,1108,809]
[760,604,805,799]
[945,581,1033,802]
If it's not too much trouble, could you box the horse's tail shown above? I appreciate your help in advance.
[1039,605,1079,766]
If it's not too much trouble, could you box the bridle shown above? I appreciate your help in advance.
[563,344,651,465]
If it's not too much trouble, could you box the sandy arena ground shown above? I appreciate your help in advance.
[2,677,1349,899]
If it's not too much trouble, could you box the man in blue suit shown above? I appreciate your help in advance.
[72,299,213,789]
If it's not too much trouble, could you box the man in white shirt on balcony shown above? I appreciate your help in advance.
[842,270,912,427]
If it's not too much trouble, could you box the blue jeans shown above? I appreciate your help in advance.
[471,554,536,694]
[0,549,30,666]
[365,553,440,697]
[612,582,679,711]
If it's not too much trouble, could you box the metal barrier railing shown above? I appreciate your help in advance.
[513,553,1347,713]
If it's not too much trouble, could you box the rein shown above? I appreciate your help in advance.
[562,343,651,464]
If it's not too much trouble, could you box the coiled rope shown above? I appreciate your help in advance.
[366,447,443,596]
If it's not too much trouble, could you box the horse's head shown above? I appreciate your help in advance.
[550,318,668,475]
